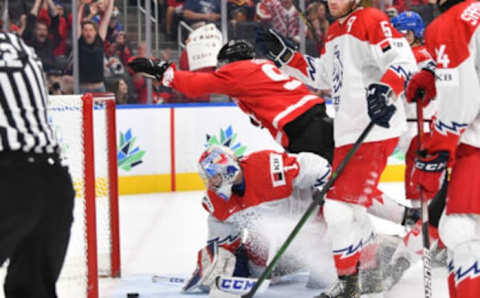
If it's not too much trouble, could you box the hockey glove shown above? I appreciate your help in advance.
[406,68,436,107]
[366,83,397,128]
[255,27,298,67]
[128,57,171,81]
[182,241,236,293]
[411,151,449,201]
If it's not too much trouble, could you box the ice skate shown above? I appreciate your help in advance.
[314,273,360,298]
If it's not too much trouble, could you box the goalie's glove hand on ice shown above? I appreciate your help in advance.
[183,241,236,293]
[366,82,396,128]
[128,57,171,81]
[412,151,449,200]
[406,66,436,107]
[255,27,297,67]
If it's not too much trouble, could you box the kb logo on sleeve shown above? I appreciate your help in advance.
[270,153,286,187]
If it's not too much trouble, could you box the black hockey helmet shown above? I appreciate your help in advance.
[217,40,255,66]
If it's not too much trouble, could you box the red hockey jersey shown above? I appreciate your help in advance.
[201,150,331,247]
[202,150,300,222]
[164,59,324,148]
[423,0,480,157]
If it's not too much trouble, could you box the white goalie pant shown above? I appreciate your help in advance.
[323,199,376,275]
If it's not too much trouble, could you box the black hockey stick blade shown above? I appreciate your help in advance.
[242,121,376,298]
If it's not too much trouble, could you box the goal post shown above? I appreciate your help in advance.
[48,93,121,298]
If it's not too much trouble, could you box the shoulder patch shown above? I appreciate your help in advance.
[270,153,286,187]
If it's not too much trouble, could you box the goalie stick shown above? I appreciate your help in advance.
[415,91,433,298]
[241,121,376,298]
[151,274,270,295]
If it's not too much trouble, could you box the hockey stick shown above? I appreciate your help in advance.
[415,91,433,298]
[151,274,271,295]
[407,118,432,123]
[242,121,376,298]
[151,274,186,284]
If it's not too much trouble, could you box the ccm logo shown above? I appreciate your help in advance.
[220,278,256,291]
[415,161,446,172]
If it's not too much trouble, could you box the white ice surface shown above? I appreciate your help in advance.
[97,182,449,298]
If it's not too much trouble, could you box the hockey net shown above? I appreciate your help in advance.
[47,93,121,298]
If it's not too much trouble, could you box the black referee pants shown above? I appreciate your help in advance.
[0,152,75,298]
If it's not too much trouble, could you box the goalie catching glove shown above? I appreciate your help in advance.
[183,241,237,293]
[255,27,298,67]
[128,57,173,82]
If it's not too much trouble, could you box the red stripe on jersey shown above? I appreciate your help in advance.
[380,68,406,96]
[412,45,432,64]
[288,52,310,78]
[426,128,461,164]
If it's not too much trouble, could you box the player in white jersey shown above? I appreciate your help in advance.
[256,0,417,295]
[406,0,480,296]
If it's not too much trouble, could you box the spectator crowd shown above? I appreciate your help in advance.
[1,0,438,104]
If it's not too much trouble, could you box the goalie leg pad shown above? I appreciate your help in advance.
[183,242,237,293]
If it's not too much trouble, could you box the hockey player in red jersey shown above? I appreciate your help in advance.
[182,144,336,295]
[256,0,418,295]
[128,40,334,163]
[406,0,480,297]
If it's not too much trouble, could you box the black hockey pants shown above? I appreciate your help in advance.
[284,103,335,163]
[0,151,75,298]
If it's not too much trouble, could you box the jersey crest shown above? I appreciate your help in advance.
[332,44,344,94]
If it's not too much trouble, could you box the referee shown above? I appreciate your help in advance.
[0,32,75,298]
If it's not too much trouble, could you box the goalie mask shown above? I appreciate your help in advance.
[198,145,242,201]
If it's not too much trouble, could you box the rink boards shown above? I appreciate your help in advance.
[114,103,406,195]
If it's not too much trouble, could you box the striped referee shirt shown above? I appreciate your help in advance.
[0,32,58,153]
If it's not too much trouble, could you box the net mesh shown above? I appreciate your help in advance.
[0,94,116,298]
[48,94,114,297]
